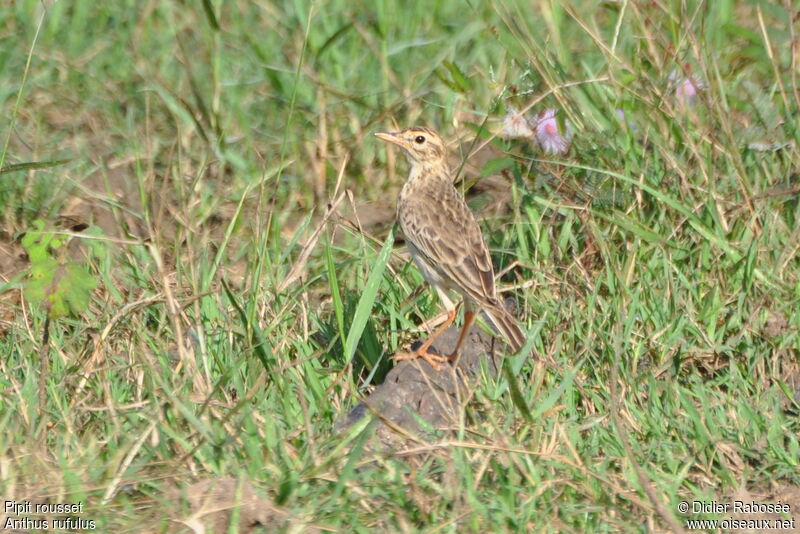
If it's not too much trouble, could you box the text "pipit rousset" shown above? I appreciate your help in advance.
[5,500,84,514]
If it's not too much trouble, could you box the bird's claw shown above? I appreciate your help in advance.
[394,349,452,371]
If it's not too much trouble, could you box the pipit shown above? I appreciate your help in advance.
[375,127,526,369]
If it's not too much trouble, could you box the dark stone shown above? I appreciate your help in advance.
[340,326,504,449]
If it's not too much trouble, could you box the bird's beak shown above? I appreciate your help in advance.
[374,131,407,148]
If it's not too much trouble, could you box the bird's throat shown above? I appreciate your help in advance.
[406,161,451,185]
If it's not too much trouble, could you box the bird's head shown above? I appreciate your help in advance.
[374,127,447,167]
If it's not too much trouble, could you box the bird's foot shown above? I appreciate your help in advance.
[394,348,452,371]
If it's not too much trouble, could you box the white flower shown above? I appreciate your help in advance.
[501,107,534,139]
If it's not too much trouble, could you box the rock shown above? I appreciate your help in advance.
[340,326,505,450]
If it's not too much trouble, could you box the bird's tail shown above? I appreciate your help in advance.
[483,304,527,354]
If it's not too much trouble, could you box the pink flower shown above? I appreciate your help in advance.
[501,107,534,139]
[669,70,705,105]
[533,108,571,155]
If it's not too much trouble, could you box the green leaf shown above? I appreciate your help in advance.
[21,220,98,319]
[0,159,71,175]
[593,210,678,248]
[436,61,472,93]
[222,278,275,374]
[316,22,354,59]
[481,157,515,177]
[445,61,472,92]
[343,229,394,364]
[200,0,220,30]
[503,360,532,421]
[531,366,576,420]
[25,256,59,303]
[326,240,346,349]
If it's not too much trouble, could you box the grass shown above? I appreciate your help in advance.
[1,0,799,532]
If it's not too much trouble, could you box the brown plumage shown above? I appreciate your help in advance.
[375,127,526,369]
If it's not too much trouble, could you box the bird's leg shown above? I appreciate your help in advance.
[447,310,476,363]
[395,308,457,370]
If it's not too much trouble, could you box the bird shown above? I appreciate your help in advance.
[374,126,526,369]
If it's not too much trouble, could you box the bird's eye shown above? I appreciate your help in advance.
[414,135,426,144]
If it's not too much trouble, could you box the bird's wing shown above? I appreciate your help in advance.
[401,182,496,303]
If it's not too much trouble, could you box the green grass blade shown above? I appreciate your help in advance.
[0,159,72,175]
[343,229,394,364]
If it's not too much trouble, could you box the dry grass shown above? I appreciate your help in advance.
[0,0,798,532]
